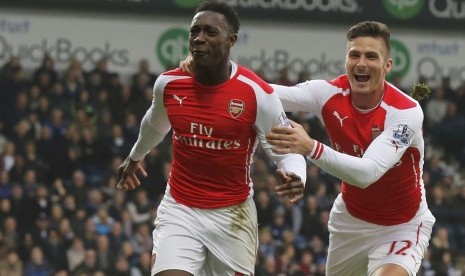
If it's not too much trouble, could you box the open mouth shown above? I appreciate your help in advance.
[192,49,207,56]
[354,73,370,83]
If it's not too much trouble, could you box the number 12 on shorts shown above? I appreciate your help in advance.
[387,240,412,256]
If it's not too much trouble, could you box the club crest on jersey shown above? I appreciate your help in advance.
[393,124,414,147]
[371,125,381,140]
[229,99,245,118]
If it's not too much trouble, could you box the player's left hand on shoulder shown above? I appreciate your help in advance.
[179,54,194,75]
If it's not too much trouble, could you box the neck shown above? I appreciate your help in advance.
[352,86,385,110]
[352,93,383,110]
[194,60,231,86]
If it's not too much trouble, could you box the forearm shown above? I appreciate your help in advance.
[308,141,388,188]
[129,106,171,161]
[274,154,307,185]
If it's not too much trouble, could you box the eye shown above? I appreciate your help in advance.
[189,27,200,36]
[348,52,360,59]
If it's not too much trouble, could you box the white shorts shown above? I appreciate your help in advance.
[326,194,436,276]
[151,187,258,276]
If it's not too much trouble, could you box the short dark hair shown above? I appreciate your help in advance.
[196,1,240,34]
[346,21,391,55]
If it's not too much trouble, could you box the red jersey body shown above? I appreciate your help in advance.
[129,62,306,209]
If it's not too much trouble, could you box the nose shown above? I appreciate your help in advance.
[194,32,206,44]
[357,56,367,67]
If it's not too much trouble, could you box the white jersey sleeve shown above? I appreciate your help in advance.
[308,99,424,188]
[128,76,173,161]
[273,78,424,189]
[250,80,307,184]
[271,80,345,117]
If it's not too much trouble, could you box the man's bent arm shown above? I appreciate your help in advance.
[308,106,423,188]
[129,77,172,161]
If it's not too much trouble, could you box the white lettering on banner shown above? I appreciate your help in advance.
[221,0,359,13]
[416,57,465,84]
[235,50,344,80]
[1,10,465,87]
[0,35,129,67]
[417,41,459,56]
[429,0,465,19]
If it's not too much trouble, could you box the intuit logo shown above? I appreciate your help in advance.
[389,39,411,80]
[382,0,425,19]
[156,28,189,70]
[172,0,204,8]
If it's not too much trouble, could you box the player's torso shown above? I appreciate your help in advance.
[319,79,423,225]
[160,71,261,208]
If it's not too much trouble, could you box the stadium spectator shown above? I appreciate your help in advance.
[24,246,53,276]
[425,86,448,131]
[0,249,23,276]
[130,250,152,276]
[66,238,85,272]
[71,248,99,275]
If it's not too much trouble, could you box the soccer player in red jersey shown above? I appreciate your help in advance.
[116,2,306,275]
[266,21,435,276]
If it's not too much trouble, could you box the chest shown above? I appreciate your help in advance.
[322,95,387,154]
[163,82,258,139]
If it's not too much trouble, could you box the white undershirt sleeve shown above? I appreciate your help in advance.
[129,77,172,161]
[254,86,307,184]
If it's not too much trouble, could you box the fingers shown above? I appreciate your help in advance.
[179,54,194,75]
[288,119,300,128]
[275,176,304,204]
[288,193,304,204]
[275,183,304,196]
[116,160,147,191]
[269,125,293,136]
[275,169,289,182]
[285,171,301,181]
[138,165,148,178]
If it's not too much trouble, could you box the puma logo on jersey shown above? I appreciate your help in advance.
[333,111,348,126]
[173,94,187,106]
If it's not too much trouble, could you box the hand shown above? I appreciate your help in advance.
[116,157,148,191]
[266,120,314,156]
[275,169,304,204]
[179,53,194,75]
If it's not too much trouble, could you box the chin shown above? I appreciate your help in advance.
[352,84,372,95]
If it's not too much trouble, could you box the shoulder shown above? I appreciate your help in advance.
[154,69,192,90]
[383,82,419,110]
[235,65,273,94]
[158,68,191,81]
[328,74,351,90]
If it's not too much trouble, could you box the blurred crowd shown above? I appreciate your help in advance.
[0,56,464,276]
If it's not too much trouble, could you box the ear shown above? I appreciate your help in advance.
[384,58,393,74]
[228,34,237,48]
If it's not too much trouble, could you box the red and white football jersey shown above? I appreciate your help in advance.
[274,75,425,225]
[129,62,306,209]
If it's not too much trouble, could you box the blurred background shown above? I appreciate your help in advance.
[0,0,464,275]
